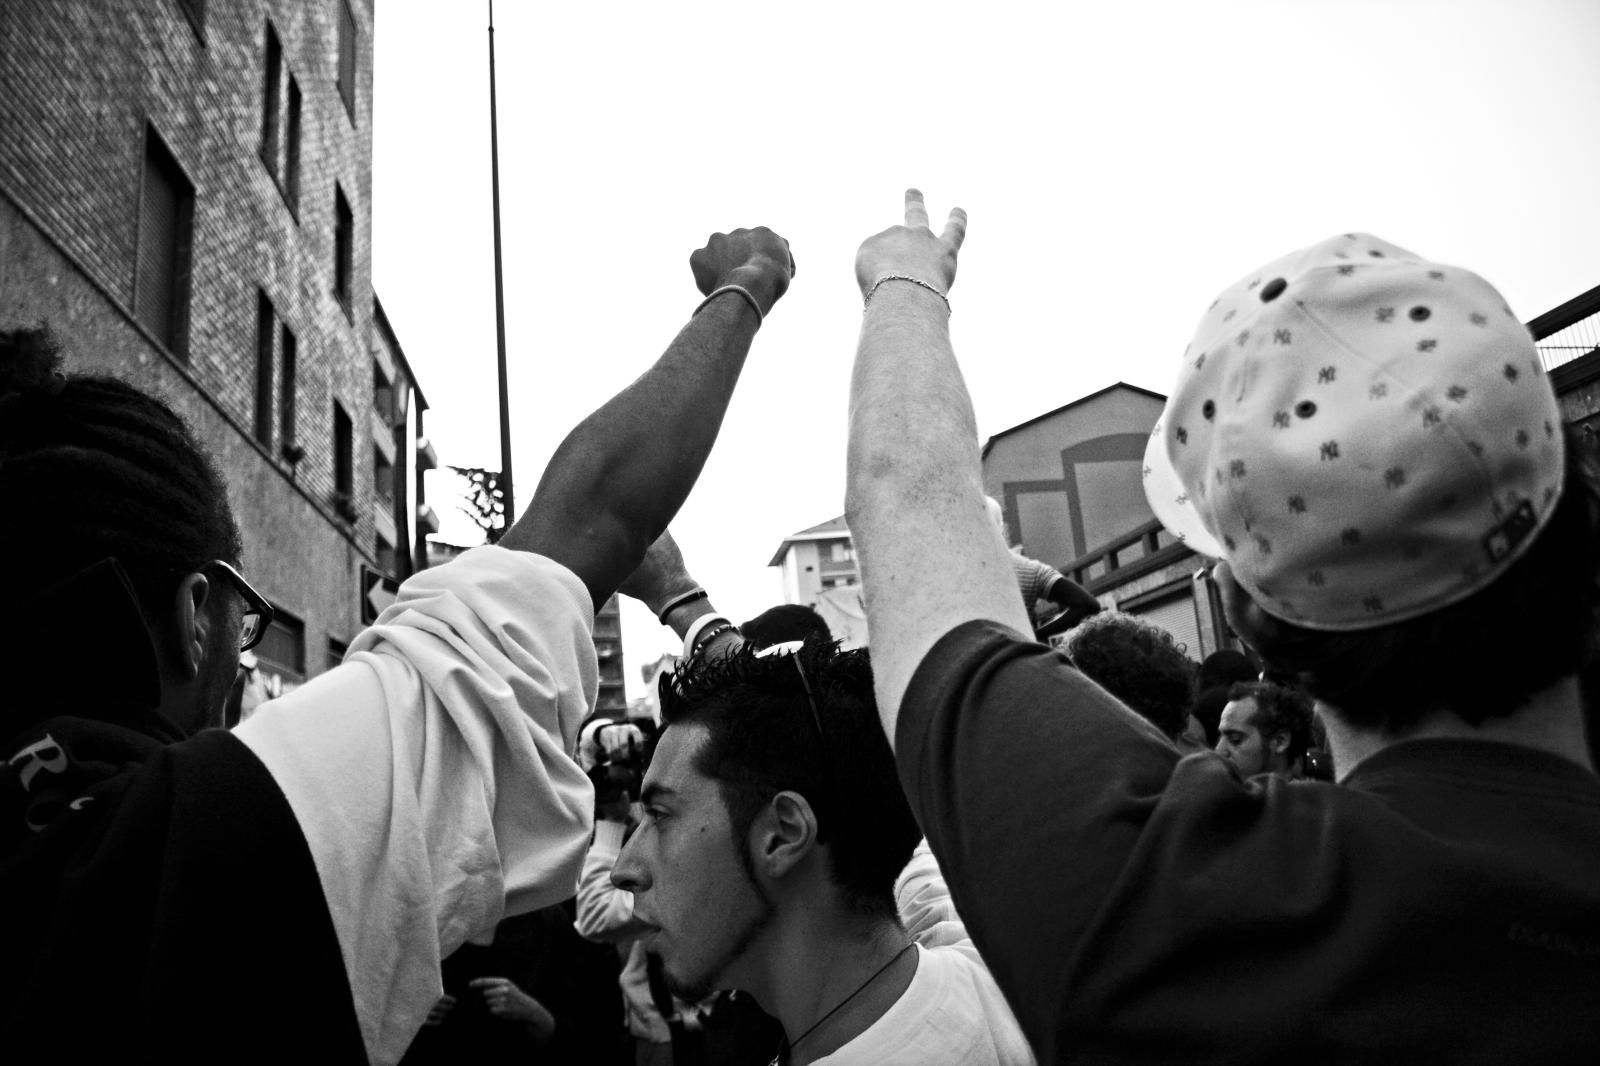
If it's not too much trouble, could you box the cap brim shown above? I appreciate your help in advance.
[1143,419,1225,559]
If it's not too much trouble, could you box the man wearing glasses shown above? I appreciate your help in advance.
[0,223,793,1064]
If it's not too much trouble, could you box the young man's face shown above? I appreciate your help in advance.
[612,722,774,999]
[1216,697,1273,776]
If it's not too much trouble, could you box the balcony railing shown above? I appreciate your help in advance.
[1529,283,1600,374]
[1062,517,1194,594]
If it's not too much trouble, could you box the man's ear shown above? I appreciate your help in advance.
[1268,730,1292,756]
[748,790,821,881]
[169,572,213,680]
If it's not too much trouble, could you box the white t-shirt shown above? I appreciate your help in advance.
[817,840,1036,1065]
[236,547,598,1065]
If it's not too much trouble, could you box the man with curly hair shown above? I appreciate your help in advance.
[1062,612,1195,742]
[1215,680,1314,779]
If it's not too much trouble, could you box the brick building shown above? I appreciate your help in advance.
[0,0,434,694]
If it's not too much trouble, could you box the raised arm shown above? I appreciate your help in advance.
[845,191,1030,742]
[500,229,795,608]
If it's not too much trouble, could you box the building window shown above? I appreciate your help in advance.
[373,360,394,425]
[373,448,393,509]
[253,291,275,446]
[278,325,298,459]
[334,185,353,313]
[333,400,354,518]
[337,0,358,123]
[259,24,281,172]
[284,75,302,212]
[134,125,195,358]
[257,610,305,687]
[326,637,348,673]
[830,541,855,563]
[260,25,301,216]
[375,533,396,576]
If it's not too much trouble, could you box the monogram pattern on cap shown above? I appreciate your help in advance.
[1148,233,1563,629]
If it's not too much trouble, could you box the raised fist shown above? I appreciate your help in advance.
[690,227,795,317]
[855,189,966,298]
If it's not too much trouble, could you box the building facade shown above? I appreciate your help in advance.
[768,515,869,645]
[0,0,432,695]
[980,383,1224,658]
[769,515,859,605]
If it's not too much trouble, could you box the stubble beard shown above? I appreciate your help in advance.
[662,851,777,1001]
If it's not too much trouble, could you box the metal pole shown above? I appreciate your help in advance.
[488,0,515,526]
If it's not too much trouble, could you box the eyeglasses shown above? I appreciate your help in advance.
[756,641,837,804]
[206,560,275,652]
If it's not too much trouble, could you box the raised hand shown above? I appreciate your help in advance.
[690,227,796,317]
[617,528,697,616]
[855,189,967,298]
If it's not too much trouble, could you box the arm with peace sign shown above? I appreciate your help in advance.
[845,190,1032,741]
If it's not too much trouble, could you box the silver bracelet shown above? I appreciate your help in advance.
[695,284,764,325]
[864,274,951,314]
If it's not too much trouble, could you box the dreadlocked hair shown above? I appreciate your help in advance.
[0,325,242,619]
[658,639,921,918]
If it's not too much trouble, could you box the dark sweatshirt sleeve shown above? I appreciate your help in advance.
[895,620,1182,1055]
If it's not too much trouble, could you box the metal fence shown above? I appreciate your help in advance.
[1529,284,1600,373]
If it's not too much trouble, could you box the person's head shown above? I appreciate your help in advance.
[611,640,919,999]
[1197,649,1257,693]
[0,326,249,735]
[737,603,831,651]
[1064,611,1196,739]
[1191,649,1260,747]
[1216,680,1314,776]
[1144,236,1599,734]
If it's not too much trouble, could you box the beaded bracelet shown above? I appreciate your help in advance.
[681,613,732,660]
[695,284,764,324]
[863,274,951,314]
[689,623,738,662]
[656,587,708,624]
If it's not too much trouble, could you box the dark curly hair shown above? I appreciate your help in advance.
[1226,680,1315,763]
[658,640,920,918]
[1064,611,1197,739]
[0,325,242,622]
[1243,428,1600,732]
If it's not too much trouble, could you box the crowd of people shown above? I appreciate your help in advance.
[3,190,1597,1065]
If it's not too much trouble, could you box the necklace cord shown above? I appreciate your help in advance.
[782,942,916,1059]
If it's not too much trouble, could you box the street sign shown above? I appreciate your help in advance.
[360,565,400,625]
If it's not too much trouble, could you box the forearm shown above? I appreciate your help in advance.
[501,295,761,606]
[846,285,1031,733]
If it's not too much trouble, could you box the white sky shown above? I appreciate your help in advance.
[372,0,1600,699]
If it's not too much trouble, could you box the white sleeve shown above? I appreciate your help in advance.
[234,546,598,1066]
[573,819,653,943]
[896,837,980,958]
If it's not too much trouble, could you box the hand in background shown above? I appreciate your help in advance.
[469,977,556,1040]
[855,188,966,297]
[690,227,795,317]
[421,993,456,1027]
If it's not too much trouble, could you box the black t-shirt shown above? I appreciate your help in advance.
[2,716,364,1063]
[898,620,1600,1066]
